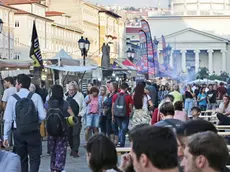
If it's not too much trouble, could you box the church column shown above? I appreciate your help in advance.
[197,0,200,15]
[171,1,174,14]
[181,49,187,72]
[184,0,187,15]
[170,48,174,68]
[208,49,213,73]
[195,49,200,73]
[221,49,227,72]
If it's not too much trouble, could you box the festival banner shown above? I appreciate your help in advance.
[30,21,44,69]
[137,30,155,77]
[161,35,166,58]
[140,19,159,76]
[137,30,148,74]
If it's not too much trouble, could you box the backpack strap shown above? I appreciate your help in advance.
[27,92,34,99]
[13,94,21,101]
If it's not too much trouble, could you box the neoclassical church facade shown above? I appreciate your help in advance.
[148,0,230,75]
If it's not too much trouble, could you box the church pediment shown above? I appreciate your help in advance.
[163,28,229,43]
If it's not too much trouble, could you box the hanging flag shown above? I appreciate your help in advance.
[162,35,167,58]
[138,30,148,74]
[30,21,44,69]
[140,19,159,77]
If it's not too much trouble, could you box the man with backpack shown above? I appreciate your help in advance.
[65,81,85,158]
[112,82,133,147]
[3,74,46,172]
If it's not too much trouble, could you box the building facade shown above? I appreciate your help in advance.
[45,0,126,64]
[45,11,83,58]
[0,4,16,59]
[8,2,53,60]
[148,0,230,75]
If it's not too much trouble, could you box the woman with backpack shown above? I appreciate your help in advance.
[85,86,102,144]
[131,83,154,129]
[45,85,75,172]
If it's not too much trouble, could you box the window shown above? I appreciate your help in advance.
[15,20,19,27]
[15,37,19,46]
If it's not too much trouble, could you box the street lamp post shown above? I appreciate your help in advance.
[0,18,3,33]
[131,49,135,62]
[126,48,135,62]
[78,36,90,66]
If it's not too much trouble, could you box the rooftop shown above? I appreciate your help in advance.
[46,11,65,17]
[1,0,47,7]
[15,8,53,22]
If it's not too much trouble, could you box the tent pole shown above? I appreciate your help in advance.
[62,71,69,86]
[79,71,86,85]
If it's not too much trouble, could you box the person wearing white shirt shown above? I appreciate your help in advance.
[1,77,17,148]
[3,74,46,172]
[1,77,17,110]
[65,81,86,158]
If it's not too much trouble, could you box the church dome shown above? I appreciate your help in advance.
[171,0,230,16]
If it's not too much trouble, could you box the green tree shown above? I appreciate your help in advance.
[196,67,209,79]
[219,71,229,81]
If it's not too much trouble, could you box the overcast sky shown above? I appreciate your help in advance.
[88,0,169,8]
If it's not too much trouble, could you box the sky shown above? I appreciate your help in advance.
[88,0,169,8]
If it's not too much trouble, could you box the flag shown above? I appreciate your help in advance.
[30,21,43,69]
[162,35,166,58]
[141,19,159,77]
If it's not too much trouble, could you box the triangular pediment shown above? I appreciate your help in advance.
[162,28,229,43]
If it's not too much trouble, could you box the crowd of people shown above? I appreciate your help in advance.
[0,74,230,172]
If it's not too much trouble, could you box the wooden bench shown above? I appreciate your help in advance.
[218,132,230,136]
[116,147,131,154]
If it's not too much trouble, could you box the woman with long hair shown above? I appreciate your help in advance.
[197,87,207,111]
[131,83,153,128]
[46,85,74,172]
[86,134,122,172]
[184,85,195,118]
[103,82,119,145]
[217,95,230,125]
[99,85,109,135]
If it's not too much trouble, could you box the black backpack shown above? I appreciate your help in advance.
[113,93,127,117]
[46,102,65,137]
[13,92,39,134]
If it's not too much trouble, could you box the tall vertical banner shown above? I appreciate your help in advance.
[140,19,159,77]
[138,30,148,75]
[30,21,44,70]
[162,35,166,59]
[137,30,155,78]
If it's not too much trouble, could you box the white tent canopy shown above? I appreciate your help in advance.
[189,79,227,85]
[45,49,80,66]
[45,65,97,72]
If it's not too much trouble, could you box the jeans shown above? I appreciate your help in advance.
[115,116,129,147]
[207,103,217,110]
[13,129,41,172]
[185,98,194,118]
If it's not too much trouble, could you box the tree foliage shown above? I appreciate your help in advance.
[196,67,209,79]
[196,67,230,81]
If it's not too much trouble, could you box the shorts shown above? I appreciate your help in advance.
[86,114,100,128]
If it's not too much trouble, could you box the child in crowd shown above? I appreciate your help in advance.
[191,106,202,120]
